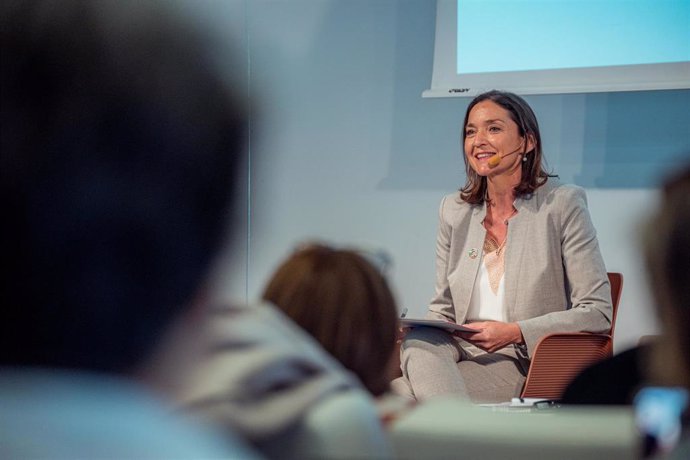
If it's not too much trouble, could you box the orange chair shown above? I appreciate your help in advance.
[520,272,623,400]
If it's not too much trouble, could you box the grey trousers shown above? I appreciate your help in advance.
[391,326,528,404]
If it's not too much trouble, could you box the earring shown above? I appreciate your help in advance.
[522,155,528,162]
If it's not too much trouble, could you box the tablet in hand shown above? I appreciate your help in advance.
[399,318,479,333]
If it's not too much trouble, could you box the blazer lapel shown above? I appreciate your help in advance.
[504,191,540,321]
[449,203,487,323]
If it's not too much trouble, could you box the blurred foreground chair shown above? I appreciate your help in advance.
[520,272,623,400]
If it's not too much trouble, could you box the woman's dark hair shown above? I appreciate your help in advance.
[262,244,399,396]
[460,90,550,204]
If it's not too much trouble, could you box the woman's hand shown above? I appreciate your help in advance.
[454,321,523,353]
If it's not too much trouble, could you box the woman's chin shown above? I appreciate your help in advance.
[472,164,493,176]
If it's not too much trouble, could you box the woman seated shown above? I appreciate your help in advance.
[392,90,613,404]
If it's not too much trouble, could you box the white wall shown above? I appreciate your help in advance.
[208,0,690,354]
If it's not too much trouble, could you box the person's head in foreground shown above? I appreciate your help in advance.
[644,163,690,390]
[262,244,399,396]
[1,0,247,377]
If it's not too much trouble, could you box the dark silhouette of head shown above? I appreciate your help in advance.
[644,163,690,389]
[1,0,247,374]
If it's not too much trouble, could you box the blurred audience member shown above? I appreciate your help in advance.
[562,162,690,459]
[260,243,413,424]
[642,163,690,459]
[175,297,394,459]
[0,0,257,457]
[262,244,399,396]
[560,343,651,406]
[172,244,395,459]
[2,2,393,459]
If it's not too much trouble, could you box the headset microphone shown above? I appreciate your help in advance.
[487,142,526,169]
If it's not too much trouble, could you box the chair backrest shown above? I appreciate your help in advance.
[520,272,624,400]
[520,333,614,399]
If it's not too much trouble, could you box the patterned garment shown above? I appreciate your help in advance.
[483,234,507,294]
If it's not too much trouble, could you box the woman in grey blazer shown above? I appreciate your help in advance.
[393,90,612,403]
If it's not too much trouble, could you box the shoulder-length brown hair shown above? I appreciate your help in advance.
[262,244,399,396]
[460,90,550,204]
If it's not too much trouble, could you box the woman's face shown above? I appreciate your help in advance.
[463,100,532,177]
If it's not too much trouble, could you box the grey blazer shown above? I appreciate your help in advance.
[426,180,613,357]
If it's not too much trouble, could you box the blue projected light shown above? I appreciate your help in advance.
[457,0,690,75]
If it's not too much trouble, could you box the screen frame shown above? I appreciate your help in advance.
[423,0,690,98]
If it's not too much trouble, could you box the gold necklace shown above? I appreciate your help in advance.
[483,207,517,256]
[484,206,517,227]
[483,233,508,256]
[497,207,518,225]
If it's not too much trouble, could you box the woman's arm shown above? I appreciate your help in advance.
[455,321,523,353]
[457,186,612,355]
[517,185,613,355]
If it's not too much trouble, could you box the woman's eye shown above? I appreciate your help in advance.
[488,126,502,133]
[465,129,476,137]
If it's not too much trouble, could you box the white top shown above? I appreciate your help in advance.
[466,258,506,322]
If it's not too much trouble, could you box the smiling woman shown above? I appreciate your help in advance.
[460,91,548,205]
[391,90,613,404]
